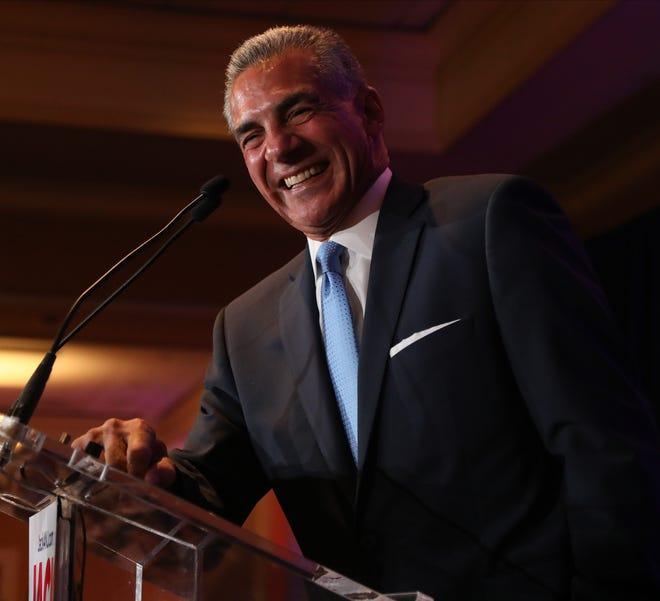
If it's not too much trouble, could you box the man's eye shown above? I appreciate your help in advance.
[288,108,314,125]
[242,133,261,149]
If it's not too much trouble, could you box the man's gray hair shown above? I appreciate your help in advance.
[223,25,366,132]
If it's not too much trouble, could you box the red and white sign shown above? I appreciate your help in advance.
[28,500,57,601]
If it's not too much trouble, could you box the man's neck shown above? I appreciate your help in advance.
[309,167,391,242]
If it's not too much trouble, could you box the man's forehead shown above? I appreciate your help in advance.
[229,52,329,127]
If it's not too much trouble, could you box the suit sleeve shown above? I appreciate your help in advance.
[485,177,660,600]
[169,308,270,525]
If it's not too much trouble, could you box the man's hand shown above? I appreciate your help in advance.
[71,418,176,488]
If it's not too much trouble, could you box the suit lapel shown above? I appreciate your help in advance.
[279,251,356,477]
[357,177,428,471]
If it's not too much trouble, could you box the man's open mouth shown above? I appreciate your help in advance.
[283,163,329,189]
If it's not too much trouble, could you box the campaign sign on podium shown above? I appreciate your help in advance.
[28,500,58,601]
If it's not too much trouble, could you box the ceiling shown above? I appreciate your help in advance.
[100,0,451,31]
[0,0,658,445]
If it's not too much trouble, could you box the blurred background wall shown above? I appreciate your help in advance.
[1,0,659,564]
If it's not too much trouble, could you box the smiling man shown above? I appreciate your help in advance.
[226,38,389,240]
[74,26,660,599]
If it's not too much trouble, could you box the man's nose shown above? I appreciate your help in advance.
[264,128,300,163]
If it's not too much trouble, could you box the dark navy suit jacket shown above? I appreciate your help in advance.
[172,175,660,600]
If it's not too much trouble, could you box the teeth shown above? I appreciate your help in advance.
[284,164,325,189]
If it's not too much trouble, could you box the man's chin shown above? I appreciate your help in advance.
[286,209,346,240]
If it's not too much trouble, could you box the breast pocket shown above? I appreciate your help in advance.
[390,318,464,358]
[389,315,482,408]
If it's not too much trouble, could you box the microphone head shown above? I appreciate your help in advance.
[193,175,229,222]
[200,174,229,197]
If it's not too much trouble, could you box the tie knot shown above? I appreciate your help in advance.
[316,241,346,275]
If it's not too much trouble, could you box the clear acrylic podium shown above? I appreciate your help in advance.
[0,413,432,600]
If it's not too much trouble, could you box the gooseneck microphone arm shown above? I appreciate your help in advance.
[56,213,192,351]
[51,174,228,352]
[7,175,229,425]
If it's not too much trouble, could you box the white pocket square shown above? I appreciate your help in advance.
[389,319,462,358]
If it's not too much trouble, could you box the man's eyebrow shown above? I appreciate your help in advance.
[275,91,320,115]
[235,119,260,138]
[235,91,320,137]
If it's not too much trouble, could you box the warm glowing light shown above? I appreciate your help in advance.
[0,349,46,387]
[0,338,137,388]
[0,337,210,422]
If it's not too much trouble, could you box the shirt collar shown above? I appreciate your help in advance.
[308,167,392,279]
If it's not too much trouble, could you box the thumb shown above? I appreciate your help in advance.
[145,456,177,489]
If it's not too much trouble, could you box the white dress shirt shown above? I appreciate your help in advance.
[307,168,392,343]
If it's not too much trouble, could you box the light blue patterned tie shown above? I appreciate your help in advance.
[317,241,359,463]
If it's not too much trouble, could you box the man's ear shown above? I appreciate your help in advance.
[360,86,385,136]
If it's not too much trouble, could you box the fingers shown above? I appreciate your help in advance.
[71,417,169,481]
[71,425,106,455]
[102,418,128,472]
[71,432,91,452]
[125,421,165,478]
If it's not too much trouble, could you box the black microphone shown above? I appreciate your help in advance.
[7,175,229,425]
[192,175,229,222]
